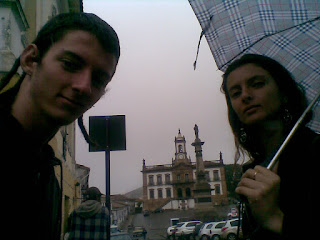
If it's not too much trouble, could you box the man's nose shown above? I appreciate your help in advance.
[72,70,92,95]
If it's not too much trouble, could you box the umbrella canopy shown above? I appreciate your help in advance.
[189,0,320,132]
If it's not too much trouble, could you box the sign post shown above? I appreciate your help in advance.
[89,115,126,239]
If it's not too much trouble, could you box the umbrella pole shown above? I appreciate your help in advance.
[267,91,320,170]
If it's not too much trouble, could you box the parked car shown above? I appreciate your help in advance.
[199,221,226,240]
[227,208,238,219]
[175,221,202,239]
[220,219,242,240]
[193,222,205,238]
[132,226,147,238]
[208,221,227,240]
[153,207,164,213]
[111,231,133,240]
[168,222,185,239]
[111,224,120,234]
[143,210,150,216]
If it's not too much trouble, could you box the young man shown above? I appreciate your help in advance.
[0,13,120,239]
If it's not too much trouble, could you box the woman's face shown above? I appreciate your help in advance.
[226,64,284,126]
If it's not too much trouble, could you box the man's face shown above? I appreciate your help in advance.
[28,30,117,125]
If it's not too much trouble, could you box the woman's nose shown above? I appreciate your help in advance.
[241,88,252,103]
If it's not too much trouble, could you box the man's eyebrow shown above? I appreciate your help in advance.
[60,50,86,64]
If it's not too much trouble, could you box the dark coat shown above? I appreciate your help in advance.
[241,126,320,239]
[0,112,62,240]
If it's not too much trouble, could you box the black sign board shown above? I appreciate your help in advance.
[89,115,126,152]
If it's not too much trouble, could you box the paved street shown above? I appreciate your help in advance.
[129,207,233,240]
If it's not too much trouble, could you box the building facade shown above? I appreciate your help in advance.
[142,129,228,211]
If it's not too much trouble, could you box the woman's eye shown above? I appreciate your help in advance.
[252,81,265,88]
[230,91,241,99]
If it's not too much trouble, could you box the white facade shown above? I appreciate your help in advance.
[146,171,173,199]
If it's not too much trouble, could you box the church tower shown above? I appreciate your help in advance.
[173,129,190,164]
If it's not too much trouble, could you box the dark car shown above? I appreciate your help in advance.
[111,231,133,240]
[193,222,205,238]
[153,207,164,213]
[132,226,147,239]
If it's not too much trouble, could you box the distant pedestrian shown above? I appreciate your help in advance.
[66,187,109,239]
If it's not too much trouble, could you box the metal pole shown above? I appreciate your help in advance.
[105,149,111,239]
[105,118,111,239]
[267,91,320,170]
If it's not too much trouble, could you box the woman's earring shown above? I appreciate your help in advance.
[239,128,247,143]
[283,108,292,124]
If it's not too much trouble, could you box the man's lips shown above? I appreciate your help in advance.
[59,95,85,107]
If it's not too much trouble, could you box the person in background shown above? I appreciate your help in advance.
[0,12,120,239]
[221,54,319,239]
[66,187,109,239]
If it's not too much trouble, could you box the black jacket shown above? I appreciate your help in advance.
[241,127,320,239]
[0,111,62,240]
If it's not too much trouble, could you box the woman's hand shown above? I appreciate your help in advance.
[236,165,283,234]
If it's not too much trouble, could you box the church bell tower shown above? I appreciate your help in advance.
[173,129,190,164]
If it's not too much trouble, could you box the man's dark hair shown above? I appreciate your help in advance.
[0,12,120,144]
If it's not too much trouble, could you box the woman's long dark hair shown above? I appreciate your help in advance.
[221,54,310,163]
[0,12,120,145]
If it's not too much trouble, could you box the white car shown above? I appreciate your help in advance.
[199,221,226,240]
[175,221,202,238]
[220,219,242,240]
[167,223,180,238]
[208,221,227,240]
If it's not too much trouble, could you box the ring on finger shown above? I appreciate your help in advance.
[253,171,257,180]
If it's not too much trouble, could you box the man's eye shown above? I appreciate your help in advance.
[61,59,81,72]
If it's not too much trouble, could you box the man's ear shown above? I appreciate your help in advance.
[20,44,39,75]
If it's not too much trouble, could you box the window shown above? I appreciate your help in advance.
[158,188,163,198]
[215,184,221,195]
[157,175,162,185]
[206,224,213,229]
[165,174,170,184]
[185,173,189,182]
[230,220,238,227]
[186,222,199,227]
[177,188,183,198]
[205,171,210,181]
[215,222,226,229]
[166,188,171,198]
[148,175,154,185]
[149,189,154,199]
[213,170,220,181]
[177,174,181,182]
[186,188,191,197]
[178,145,183,152]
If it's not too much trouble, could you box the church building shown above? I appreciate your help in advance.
[141,126,228,211]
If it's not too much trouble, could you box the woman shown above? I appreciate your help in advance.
[221,54,319,239]
[0,13,120,239]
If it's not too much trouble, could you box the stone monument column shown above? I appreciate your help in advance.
[191,124,213,210]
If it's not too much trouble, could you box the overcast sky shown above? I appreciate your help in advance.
[76,0,236,195]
